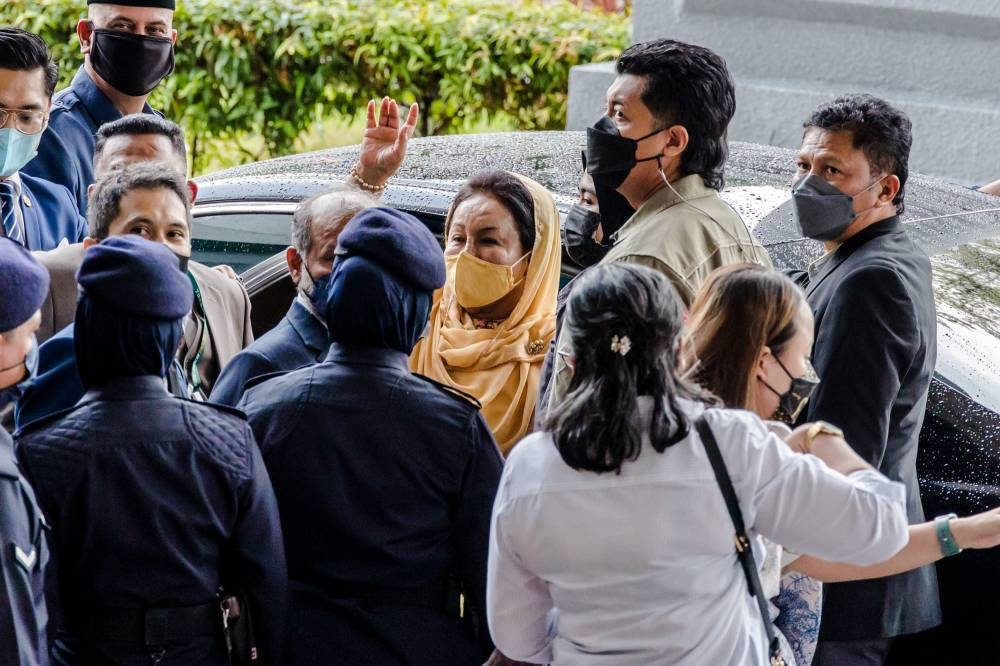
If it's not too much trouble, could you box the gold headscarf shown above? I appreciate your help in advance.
[410,172,560,454]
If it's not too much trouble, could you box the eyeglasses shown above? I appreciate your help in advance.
[0,108,48,135]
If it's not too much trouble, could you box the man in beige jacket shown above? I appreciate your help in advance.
[540,39,770,421]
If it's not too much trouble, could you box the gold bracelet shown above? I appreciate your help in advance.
[804,420,845,454]
[349,164,388,193]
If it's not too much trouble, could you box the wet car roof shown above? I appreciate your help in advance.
[196,131,1000,411]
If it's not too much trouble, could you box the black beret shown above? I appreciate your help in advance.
[336,206,445,291]
[77,236,192,319]
[0,238,50,333]
[88,0,175,9]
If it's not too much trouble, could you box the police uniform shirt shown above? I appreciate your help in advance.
[23,67,161,214]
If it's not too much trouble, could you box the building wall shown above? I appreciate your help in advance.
[567,0,1000,185]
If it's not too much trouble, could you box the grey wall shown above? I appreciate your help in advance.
[567,0,1000,185]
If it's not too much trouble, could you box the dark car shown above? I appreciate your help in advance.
[194,131,1000,662]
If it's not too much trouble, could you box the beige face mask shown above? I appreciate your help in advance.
[450,251,531,310]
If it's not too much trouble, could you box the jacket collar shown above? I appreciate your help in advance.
[289,300,330,354]
[613,174,715,243]
[806,215,902,298]
[324,343,410,372]
[70,67,155,128]
[79,375,172,405]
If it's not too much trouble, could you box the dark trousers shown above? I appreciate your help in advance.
[812,638,894,665]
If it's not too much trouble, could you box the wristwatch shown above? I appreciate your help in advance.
[803,421,844,454]
[934,513,962,557]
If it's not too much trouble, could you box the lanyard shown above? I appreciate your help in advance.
[186,271,208,398]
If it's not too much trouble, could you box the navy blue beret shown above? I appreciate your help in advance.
[0,238,50,333]
[336,206,445,291]
[77,236,193,319]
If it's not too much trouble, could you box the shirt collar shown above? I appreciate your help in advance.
[71,66,155,127]
[1,172,22,196]
[324,342,411,372]
[612,174,715,243]
[79,375,172,404]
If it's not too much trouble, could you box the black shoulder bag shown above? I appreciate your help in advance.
[694,415,786,666]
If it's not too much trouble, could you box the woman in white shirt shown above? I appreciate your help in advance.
[682,263,1000,665]
[487,263,909,665]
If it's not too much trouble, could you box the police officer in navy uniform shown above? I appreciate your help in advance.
[0,237,50,666]
[239,207,502,665]
[0,29,87,251]
[16,235,286,665]
[23,0,177,214]
[210,187,376,406]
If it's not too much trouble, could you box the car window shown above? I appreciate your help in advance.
[191,210,293,273]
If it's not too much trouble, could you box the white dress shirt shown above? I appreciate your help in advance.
[487,400,908,665]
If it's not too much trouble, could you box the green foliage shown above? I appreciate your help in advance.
[3,0,629,171]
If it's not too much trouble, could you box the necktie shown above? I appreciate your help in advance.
[0,180,24,245]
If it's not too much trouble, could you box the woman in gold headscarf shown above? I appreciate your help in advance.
[411,170,561,454]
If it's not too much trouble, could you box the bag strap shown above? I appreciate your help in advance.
[694,414,785,666]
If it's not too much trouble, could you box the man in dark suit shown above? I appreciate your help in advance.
[211,96,418,406]
[0,28,87,250]
[792,94,940,664]
[209,187,374,406]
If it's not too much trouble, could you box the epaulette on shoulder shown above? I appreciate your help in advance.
[183,398,248,421]
[242,370,292,393]
[413,374,482,410]
[14,403,85,438]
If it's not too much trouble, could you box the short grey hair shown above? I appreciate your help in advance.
[291,185,377,256]
[88,162,192,240]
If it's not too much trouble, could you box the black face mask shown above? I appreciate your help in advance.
[89,28,175,97]
[171,249,190,274]
[561,205,607,268]
[763,356,820,423]
[585,115,663,190]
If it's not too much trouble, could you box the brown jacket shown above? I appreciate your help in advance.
[540,175,772,420]
[32,243,253,393]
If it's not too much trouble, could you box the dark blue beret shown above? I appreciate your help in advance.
[77,236,193,319]
[336,206,445,291]
[0,238,50,333]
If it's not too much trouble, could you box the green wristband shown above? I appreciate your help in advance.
[934,513,961,557]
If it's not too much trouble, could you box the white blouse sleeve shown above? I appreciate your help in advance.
[714,411,909,567]
[487,467,556,663]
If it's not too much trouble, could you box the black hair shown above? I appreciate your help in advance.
[805,94,912,215]
[95,114,187,171]
[449,170,536,252]
[0,28,58,98]
[88,162,191,239]
[546,263,717,474]
[616,39,735,191]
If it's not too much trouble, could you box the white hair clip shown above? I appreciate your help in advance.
[610,335,631,356]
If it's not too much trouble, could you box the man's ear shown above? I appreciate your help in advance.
[82,236,97,249]
[662,125,689,159]
[186,180,198,203]
[77,19,94,54]
[877,174,901,207]
[86,183,95,200]
[285,247,303,285]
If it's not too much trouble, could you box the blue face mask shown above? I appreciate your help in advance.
[0,128,44,179]
[0,334,39,406]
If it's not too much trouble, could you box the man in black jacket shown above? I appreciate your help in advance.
[791,94,939,664]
